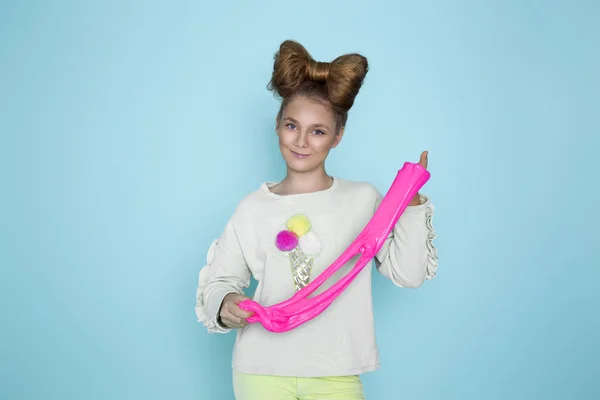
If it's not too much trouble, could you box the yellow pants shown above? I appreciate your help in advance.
[233,371,366,400]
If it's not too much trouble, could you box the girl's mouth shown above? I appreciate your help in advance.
[291,150,310,159]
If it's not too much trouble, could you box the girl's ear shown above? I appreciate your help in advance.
[275,115,281,137]
[332,127,344,148]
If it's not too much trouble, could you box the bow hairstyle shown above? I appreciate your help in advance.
[267,40,369,115]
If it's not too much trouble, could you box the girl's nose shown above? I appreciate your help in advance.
[295,131,308,148]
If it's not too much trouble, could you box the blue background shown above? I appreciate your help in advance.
[1,1,598,399]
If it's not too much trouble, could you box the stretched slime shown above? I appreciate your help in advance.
[239,162,430,332]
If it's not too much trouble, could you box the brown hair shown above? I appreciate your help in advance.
[267,40,368,131]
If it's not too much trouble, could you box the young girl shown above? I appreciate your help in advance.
[195,40,438,400]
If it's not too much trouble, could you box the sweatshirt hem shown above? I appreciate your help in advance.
[231,363,380,378]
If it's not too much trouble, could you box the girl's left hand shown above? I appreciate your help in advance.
[409,151,428,206]
[418,150,428,170]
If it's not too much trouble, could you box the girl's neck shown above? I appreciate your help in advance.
[272,168,333,196]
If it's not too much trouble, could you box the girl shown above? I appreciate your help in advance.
[195,40,438,400]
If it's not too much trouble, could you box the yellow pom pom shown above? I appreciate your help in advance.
[286,214,311,237]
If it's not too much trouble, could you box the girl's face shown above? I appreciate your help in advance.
[276,96,343,174]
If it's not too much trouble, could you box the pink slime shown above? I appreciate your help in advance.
[239,162,431,333]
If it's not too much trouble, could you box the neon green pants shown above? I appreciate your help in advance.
[233,371,365,400]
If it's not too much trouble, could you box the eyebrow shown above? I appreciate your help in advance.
[282,117,332,131]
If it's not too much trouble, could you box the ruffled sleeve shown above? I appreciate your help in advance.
[195,217,252,333]
[423,197,438,280]
[375,194,439,287]
[195,239,230,333]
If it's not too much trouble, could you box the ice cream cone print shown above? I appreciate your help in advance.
[288,246,313,291]
[275,214,322,292]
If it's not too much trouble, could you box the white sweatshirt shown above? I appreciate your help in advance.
[195,177,438,377]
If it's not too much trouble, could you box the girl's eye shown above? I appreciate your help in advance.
[286,123,296,130]
[313,130,325,135]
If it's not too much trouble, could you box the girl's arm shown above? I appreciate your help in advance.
[195,218,251,333]
[374,193,438,288]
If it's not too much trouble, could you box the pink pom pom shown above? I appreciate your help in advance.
[276,230,298,251]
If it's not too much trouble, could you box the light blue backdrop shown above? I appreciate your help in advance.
[1,1,598,399]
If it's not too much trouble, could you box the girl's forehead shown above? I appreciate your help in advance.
[283,97,335,123]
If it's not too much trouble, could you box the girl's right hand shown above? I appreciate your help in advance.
[218,293,254,329]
